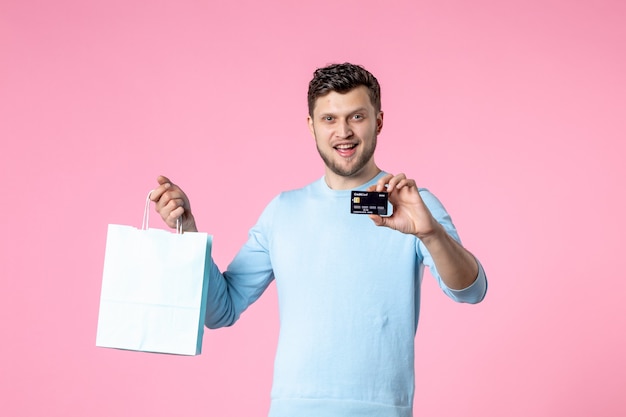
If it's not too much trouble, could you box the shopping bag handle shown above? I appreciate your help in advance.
[142,190,183,234]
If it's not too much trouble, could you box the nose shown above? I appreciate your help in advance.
[336,120,353,138]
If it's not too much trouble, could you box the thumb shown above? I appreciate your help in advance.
[157,175,171,185]
[369,214,387,227]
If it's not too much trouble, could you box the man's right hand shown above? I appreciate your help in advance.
[149,175,198,232]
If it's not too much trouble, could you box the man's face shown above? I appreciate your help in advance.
[308,86,383,182]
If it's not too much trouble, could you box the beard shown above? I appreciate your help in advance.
[316,134,378,178]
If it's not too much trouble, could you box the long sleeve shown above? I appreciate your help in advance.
[416,189,488,304]
[204,198,277,329]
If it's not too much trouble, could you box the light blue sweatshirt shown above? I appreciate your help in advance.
[204,172,487,417]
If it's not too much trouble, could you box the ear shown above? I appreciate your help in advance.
[307,115,316,138]
[376,111,384,135]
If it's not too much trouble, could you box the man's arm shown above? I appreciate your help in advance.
[417,223,479,290]
[369,173,482,291]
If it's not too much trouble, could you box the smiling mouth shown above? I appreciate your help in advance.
[335,144,356,150]
[334,143,358,158]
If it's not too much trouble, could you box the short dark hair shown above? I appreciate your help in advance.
[307,63,381,117]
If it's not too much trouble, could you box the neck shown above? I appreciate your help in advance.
[324,164,382,190]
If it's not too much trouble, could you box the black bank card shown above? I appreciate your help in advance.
[351,191,388,215]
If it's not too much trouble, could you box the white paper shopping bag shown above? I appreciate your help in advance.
[96,191,212,355]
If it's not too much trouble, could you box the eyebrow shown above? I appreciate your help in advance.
[319,107,370,118]
[347,107,369,115]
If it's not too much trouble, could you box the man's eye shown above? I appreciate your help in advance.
[324,116,334,121]
[353,114,363,120]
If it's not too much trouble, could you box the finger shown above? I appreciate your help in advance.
[151,175,174,202]
[394,178,416,190]
[154,187,178,210]
[166,206,186,226]
[156,196,184,223]
[375,173,394,192]
[154,192,182,222]
[159,202,185,228]
[154,186,188,209]
[150,182,172,202]
[368,214,389,228]
[163,197,185,215]
[388,173,407,191]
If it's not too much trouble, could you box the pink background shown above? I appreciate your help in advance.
[2,0,625,416]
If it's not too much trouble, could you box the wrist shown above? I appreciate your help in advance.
[415,221,446,243]
[183,215,198,233]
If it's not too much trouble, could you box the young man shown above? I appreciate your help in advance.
[151,63,487,417]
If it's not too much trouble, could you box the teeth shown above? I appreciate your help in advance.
[336,144,356,149]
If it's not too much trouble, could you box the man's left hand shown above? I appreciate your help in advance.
[368,173,442,239]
